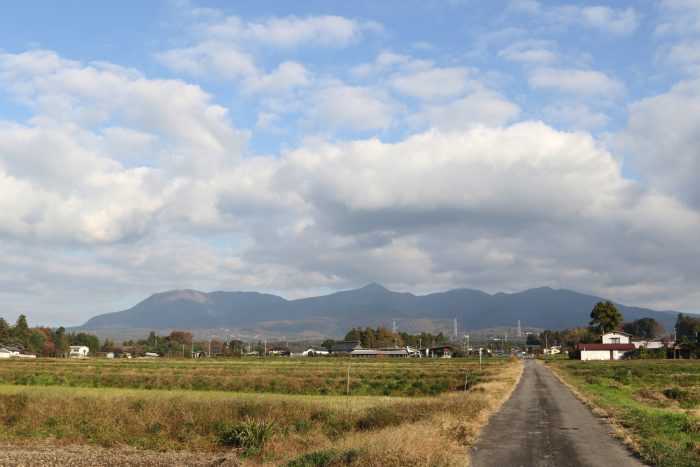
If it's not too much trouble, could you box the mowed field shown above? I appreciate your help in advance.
[549,360,700,467]
[0,357,522,466]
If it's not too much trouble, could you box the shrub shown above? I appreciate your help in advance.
[355,406,403,431]
[217,417,276,456]
[287,448,359,467]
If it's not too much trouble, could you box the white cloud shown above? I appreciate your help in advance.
[498,40,557,64]
[529,67,625,97]
[199,14,375,48]
[580,7,638,36]
[244,61,311,94]
[308,83,396,132]
[542,103,610,130]
[413,90,520,130]
[512,3,638,35]
[0,49,248,244]
[612,78,700,209]
[156,41,257,79]
[390,67,471,100]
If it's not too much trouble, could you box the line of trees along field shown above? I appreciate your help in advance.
[528,304,700,358]
[0,314,99,356]
[2,305,700,358]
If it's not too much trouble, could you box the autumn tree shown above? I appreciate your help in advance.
[589,301,623,334]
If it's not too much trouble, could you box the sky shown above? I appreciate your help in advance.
[1,0,699,327]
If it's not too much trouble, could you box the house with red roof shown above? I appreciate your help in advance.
[578,331,635,361]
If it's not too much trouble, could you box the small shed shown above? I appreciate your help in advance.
[0,347,11,359]
[424,345,455,358]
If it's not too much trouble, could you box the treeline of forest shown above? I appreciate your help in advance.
[530,314,700,357]
[340,326,451,349]
[0,314,99,356]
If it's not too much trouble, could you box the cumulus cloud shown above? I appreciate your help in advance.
[197,14,375,48]
[412,90,520,129]
[498,40,558,64]
[390,67,471,100]
[244,61,311,94]
[157,12,377,82]
[529,67,625,97]
[307,83,396,132]
[579,6,639,35]
[519,4,639,35]
[612,78,700,209]
[0,49,248,244]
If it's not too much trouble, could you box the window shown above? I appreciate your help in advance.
[610,338,620,344]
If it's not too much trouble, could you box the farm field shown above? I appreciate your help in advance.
[548,360,700,467]
[0,357,522,465]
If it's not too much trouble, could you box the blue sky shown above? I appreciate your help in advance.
[1,0,699,326]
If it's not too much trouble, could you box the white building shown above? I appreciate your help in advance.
[0,347,11,359]
[579,332,635,361]
[69,345,90,358]
[301,346,329,356]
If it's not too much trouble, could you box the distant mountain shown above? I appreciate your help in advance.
[75,284,679,339]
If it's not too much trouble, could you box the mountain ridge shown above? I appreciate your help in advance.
[75,284,680,339]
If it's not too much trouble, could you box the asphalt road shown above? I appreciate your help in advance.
[470,359,646,467]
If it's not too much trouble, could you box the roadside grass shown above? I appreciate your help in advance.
[0,358,522,465]
[549,360,700,467]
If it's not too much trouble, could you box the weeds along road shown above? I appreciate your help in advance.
[470,359,646,467]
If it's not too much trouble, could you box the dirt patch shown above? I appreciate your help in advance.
[0,442,241,467]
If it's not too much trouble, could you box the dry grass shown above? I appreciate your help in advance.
[0,358,524,465]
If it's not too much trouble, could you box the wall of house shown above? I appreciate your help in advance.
[602,332,630,344]
[581,350,611,361]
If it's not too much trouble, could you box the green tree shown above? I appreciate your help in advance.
[589,301,623,334]
[54,326,69,357]
[321,339,336,351]
[0,317,11,343]
[362,327,376,348]
[623,317,662,338]
[344,328,362,342]
[12,314,31,349]
[675,313,700,342]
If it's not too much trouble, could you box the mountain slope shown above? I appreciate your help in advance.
[75,284,679,338]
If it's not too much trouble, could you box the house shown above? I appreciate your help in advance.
[579,332,635,361]
[631,339,667,350]
[602,331,632,344]
[301,346,329,356]
[69,345,90,358]
[330,341,363,355]
[0,347,11,359]
[267,347,291,356]
[424,345,455,358]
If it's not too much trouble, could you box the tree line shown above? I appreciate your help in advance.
[330,326,451,350]
[0,314,99,356]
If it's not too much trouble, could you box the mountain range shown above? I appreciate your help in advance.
[74,284,679,340]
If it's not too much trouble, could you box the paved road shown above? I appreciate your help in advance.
[470,359,646,467]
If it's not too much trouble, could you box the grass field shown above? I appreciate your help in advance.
[0,357,522,465]
[0,357,494,397]
[548,360,700,467]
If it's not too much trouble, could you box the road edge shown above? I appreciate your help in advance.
[542,360,648,465]
[465,358,525,467]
